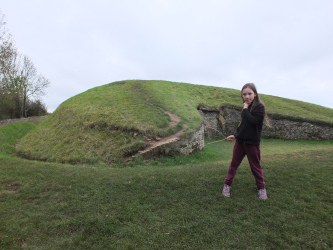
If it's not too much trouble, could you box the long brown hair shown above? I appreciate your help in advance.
[241,83,271,127]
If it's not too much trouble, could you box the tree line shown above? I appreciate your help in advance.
[0,10,50,120]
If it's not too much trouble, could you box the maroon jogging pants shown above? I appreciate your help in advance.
[225,141,265,189]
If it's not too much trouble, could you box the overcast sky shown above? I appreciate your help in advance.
[1,0,333,112]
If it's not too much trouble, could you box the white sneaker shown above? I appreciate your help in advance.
[222,184,231,197]
[258,188,268,199]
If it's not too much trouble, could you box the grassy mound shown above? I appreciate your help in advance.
[16,80,333,165]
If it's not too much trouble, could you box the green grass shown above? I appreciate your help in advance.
[0,122,36,158]
[16,80,333,165]
[0,123,332,249]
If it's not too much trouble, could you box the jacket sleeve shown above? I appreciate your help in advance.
[242,104,264,125]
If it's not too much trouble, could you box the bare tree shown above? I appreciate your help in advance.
[0,9,50,118]
[0,34,23,116]
[0,10,19,118]
[0,10,8,41]
[18,56,50,117]
[0,53,50,117]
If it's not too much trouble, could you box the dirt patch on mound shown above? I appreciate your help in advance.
[124,110,187,161]
[138,123,188,155]
[162,110,181,129]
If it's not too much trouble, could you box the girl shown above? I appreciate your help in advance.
[222,83,269,199]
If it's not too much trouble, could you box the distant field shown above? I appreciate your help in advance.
[0,123,332,249]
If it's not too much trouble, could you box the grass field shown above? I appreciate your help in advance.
[0,123,332,249]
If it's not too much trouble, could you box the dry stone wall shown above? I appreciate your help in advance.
[141,124,205,158]
[198,108,222,136]
[263,119,333,140]
[174,124,205,155]
[199,106,333,140]
[0,116,48,127]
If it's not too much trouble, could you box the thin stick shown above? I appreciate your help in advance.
[205,125,228,144]
[206,138,228,145]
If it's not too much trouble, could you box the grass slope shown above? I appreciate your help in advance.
[0,122,36,158]
[1,139,332,249]
[16,80,333,165]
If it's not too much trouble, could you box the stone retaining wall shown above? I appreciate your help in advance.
[199,106,333,140]
[263,119,333,140]
[174,124,205,155]
[0,116,48,127]
[141,124,205,158]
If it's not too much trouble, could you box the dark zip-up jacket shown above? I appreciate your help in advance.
[235,103,265,145]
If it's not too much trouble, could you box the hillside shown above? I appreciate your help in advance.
[16,80,333,165]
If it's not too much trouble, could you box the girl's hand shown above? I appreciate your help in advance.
[243,102,249,109]
[227,135,235,142]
